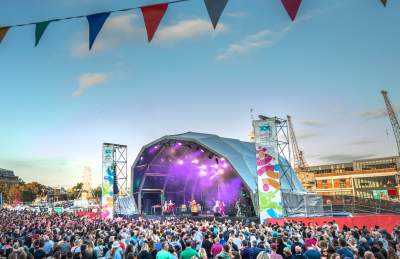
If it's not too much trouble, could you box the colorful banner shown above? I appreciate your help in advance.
[0,0,390,47]
[204,0,229,29]
[281,0,302,21]
[0,27,10,43]
[253,119,283,222]
[35,21,51,47]
[372,190,388,200]
[87,12,111,50]
[141,3,168,42]
[102,144,114,219]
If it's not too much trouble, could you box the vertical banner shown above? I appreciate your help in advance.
[102,144,114,219]
[253,119,284,222]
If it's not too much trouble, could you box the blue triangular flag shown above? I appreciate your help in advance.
[204,0,228,29]
[87,12,110,50]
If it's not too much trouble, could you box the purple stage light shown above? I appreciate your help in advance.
[199,165,207,170]
[218,169,224,175]
[210,164,218,169]
[192,159,199,164]
[200,149,205,153]
[140,156,143,161]
[177,159,184,165]
[199,170,207,176]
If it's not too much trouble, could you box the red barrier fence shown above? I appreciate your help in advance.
[267,214,400,231]
[76,211,98,218]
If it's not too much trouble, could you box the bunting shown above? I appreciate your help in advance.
[141,3,168,42]
[0,0,392,47]
[35,21,51,46]
[0,27,10,44]
[204,0,228,29]
[281,0,302,21]
[87,12,111,50]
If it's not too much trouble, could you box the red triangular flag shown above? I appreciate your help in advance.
[141,3,168,42]
[281,0,302,21]
[380,0,387,6]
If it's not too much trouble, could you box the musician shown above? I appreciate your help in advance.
[235,200,241,217]
[191,199,199,216]
[220,201,225,216]
[213,200,220,214]
[167,200,175,215]
[162,201,168,215]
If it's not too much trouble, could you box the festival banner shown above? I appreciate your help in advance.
[87,12,111,50]
[102,144,114,219]
[35,21,51,47]
[141,3,168,42]
[0,27,10,43]
[204,0,229,29]
[253,119,284,222]
[281,0,302,21]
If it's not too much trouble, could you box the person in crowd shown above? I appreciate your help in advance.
[1,209,400,259]
[156,242,172,259]
[270,243,283,259]
[180,240,199,259]
[211,238,223,259]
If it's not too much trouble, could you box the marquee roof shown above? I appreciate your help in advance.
[131,132,306,194]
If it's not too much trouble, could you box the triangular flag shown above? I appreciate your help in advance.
[281,0,302,21]
[380,0,387,6]
[87,12,110,50]
[141,3,168,42]
[0,27,10,44]
[204,0,229,29]
[35,21,51,47]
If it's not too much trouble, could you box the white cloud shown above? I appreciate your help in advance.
[225,12,248,18]
[216,10,320,61]
[72,73,109,97]
[215,30,276,61]
[155,19,226,43]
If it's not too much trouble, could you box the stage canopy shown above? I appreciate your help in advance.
[131,132,322,217]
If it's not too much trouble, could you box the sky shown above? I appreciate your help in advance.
[0,0,399,187]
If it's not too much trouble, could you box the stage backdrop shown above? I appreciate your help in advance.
[253,119,284,222]
[102,144,114,219]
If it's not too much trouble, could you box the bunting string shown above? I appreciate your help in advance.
[0,0,389,48]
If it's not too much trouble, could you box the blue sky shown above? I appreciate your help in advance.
[0,0,399,187]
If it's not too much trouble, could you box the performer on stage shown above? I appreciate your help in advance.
[167,200,175,215]
[235,200,242,217]
[220,201,225,216]
[213,200,220,214]
[162,201,168,215]
[191,199,199,216]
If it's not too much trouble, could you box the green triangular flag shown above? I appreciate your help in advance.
[35,21,51,47]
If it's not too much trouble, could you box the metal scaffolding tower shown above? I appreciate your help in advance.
[287,115,308,170]
[103,143,128,198]
[381,90,400,159]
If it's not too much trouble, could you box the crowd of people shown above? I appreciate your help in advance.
[0,209,399,259]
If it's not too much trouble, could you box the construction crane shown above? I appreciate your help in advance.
[381,90,400,159]
[287,115,308,170]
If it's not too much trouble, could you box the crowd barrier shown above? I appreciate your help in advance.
[267,214,400,230]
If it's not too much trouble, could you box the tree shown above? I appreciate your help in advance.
[93,185,102,199]
[68,182,83,199]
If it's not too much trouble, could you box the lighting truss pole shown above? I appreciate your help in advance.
[381,90,400,163]
[273,116,296,191]
[258,115,295,191]
[104,143,128,198]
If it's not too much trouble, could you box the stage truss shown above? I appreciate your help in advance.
[103,143,128,198]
